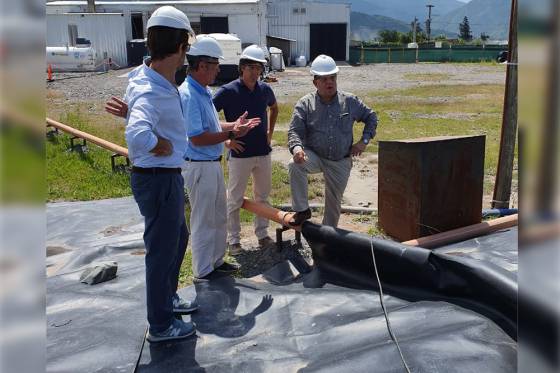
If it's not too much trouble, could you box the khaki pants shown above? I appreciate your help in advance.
[227,154,272,245]
[288,149,352,227]
[182,161,227,278]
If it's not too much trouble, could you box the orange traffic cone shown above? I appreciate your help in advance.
[47,64,54,82]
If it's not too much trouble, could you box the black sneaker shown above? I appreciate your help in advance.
[288,208,312,226]
[215,261,240,273]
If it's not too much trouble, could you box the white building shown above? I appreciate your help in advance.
[46,0,349,67]
[267,0,350,63]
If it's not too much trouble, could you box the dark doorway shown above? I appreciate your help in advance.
[201,17,229,34]
[309,23,347,61]
[131,13,144,39]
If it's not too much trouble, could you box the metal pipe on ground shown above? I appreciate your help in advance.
[402,214,518,249]
[275,203,377,215]
[243,199,518,249]
[242,198,298,231]
[46,117,128,157]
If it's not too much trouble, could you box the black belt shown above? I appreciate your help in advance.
[185,156,222,162]
[131,167,181,174]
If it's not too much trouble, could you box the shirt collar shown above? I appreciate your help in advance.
[187,75,212,98]
[315,91,339,105]
[142,59,176,92]
[239,78,259,93]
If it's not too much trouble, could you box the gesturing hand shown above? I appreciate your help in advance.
[105,96,128,118]
[233,111,261,138]
[225,139,245,154]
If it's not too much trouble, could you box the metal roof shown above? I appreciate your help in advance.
[47,0,259,5]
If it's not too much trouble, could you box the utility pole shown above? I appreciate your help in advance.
[426,4,434,41]
[492,0,517,209]
[412,17,418,44]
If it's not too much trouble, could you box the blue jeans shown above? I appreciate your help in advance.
[131,172,188,333]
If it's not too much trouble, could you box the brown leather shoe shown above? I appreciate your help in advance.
[288,208,312,227]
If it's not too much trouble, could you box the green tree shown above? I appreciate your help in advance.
[459,16,473,41]
[399,33,412,44]
[378,30,400,43]
[480,32,490,42]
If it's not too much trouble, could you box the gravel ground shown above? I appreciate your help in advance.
[46,62,506,104]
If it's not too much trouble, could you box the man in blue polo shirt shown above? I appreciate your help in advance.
[213,45,279,254]
[181,36,260,281]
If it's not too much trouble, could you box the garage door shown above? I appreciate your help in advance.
[309,23,347,61]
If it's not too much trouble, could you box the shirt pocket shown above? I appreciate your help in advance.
[339,112,353,133]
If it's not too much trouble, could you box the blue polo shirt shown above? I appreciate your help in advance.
[181,76,224,160]
[213,78,276,158]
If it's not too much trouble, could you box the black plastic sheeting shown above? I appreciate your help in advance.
[302,222,518,340]
[137,273,516,372]
[47,197,148,373]
[47,197,518,372]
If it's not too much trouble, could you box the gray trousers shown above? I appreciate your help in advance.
[288,149,352,227]
[182,161,227,278]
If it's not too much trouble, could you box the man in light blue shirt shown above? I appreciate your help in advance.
[124,6,198,343]
[181,36,260,281]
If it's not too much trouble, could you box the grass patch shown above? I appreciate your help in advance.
[47,109,130,201]
[360,84,507,175]
[403,73,451,81]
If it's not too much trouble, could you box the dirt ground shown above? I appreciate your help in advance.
[47,62,511,243]
[47,62,505,103]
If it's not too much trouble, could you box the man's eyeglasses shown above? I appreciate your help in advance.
[245,64,263,71]
[201,59,220,66]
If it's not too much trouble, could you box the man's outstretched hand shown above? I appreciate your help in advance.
[105,96,128,118]
[232,111,261,138]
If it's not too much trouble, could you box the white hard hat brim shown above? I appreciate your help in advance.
[147,16,194,34]
[310,66,339,76]
[240,55,267,64]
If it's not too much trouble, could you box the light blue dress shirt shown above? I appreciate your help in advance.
[124,61,187,168]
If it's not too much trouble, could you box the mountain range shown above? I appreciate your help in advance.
[350,12,453,41]
[338,0,510,41]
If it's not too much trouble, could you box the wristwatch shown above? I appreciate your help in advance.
[228,131,235,140]
[361,137,370,145]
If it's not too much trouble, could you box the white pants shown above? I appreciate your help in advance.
[182,161,227,278]
[288,149,352,227]
[227,154,272,245]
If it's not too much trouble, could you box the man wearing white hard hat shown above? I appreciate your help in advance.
[107,36,259,280]
[212,45,279,255]
[181,36,261,281]
[124,6,197,343]
[287,54,378,227]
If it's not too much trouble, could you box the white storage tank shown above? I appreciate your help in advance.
[269,47,284,71]
[46,45,99,72]
[295,55,307,67]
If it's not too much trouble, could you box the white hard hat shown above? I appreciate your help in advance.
[147,6,193,34]
[240,45,267,64]
[187,35,224,59]
[310,54,339,76]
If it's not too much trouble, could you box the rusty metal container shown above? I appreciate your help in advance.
[378,135,485,242]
